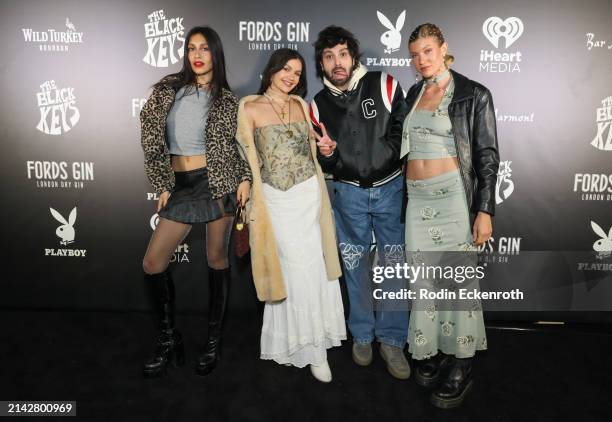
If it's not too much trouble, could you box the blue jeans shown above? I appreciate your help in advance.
[333,175,408,348]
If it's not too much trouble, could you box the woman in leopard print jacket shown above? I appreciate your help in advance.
[139,26,251,379]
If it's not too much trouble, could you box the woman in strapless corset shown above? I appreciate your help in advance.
[139,26,251,379]
[401,23,500,408]
[237,49,346,383]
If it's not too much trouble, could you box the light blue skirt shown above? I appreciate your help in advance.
[405,168,487,360]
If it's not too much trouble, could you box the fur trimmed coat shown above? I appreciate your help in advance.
[236,95,342,302]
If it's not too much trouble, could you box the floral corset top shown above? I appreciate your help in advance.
[407,77,457,160]
[254,120,316,191]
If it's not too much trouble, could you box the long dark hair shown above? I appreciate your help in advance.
[153,26,230,101]
[257,48,307,98]
[313,26,362,80]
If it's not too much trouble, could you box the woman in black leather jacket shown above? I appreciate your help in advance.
[400,23,500,409]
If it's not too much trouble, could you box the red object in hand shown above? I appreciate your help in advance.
[233,206,250,258]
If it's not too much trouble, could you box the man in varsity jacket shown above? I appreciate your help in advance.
[311,26,410,379]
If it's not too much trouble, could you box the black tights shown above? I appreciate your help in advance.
[143,215,233,274]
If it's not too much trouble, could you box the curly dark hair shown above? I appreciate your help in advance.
[313,26,362,80]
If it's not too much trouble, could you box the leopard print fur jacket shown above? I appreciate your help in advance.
[140,84,252,196]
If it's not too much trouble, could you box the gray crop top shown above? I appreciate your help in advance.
[406,77,457,160]
[166,86,211,156]
[254,120,316,191]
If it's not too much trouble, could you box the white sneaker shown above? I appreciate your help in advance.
[310,361,332,383]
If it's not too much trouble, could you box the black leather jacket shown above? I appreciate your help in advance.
[404,69,500,221]
[312,71,408,187]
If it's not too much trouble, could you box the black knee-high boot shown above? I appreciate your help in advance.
[196,267,230,376]
[430,356,473,409]
[142,270,185,378]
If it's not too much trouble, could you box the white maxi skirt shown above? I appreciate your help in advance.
[260,175,347,367]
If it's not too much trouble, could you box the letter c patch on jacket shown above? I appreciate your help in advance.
[361,98,377,119]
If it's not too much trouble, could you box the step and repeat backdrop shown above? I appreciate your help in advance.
[1,0,611,321]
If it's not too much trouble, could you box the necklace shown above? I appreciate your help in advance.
[425,68,450,86]
[264,93,294,138]
[421,69,453,116]
[264,92,290,118]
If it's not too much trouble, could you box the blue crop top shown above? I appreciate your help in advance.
[166,86,211,156]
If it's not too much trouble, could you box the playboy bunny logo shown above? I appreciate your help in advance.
[340,243,365,270]
[591,221,612,256]
[483,17,524,49]
[50,206,77,245]
[377,10,406,54]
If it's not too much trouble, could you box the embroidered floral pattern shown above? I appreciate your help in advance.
[422,350,435,359]
[457,335,474,348]
[425,304,437,321]
[432,187,450,196]
[428,227,443,245]
[456,336,468,347]
[254,121,315,191]
[420,206,439,220]
[431,108,449,118]
[410,250,425,266]
[415,126,431,141]
[407,75,456,161]
[431,80,454,117]
[414,329,427,346]
[441,321,454,337]
[457,242,478,252]
[468,303,482,319]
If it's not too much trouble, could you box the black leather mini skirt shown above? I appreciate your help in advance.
[158,167,237,224]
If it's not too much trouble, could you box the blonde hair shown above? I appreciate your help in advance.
[409,23,454,68]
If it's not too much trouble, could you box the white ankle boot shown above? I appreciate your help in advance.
[310,360,332,383]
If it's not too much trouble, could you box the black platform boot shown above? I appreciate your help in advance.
[430,357,473,409]
[195,267,230,376]
[142,270,185,378]
[414,352,454,388]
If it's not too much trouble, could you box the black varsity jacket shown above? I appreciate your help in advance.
[310,70,408,187]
